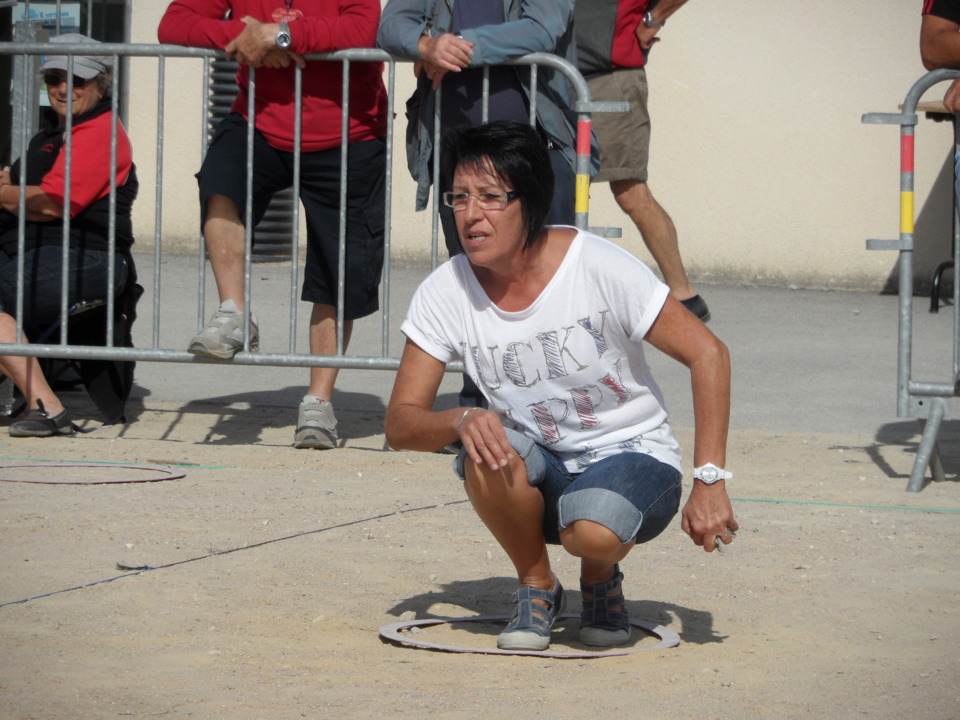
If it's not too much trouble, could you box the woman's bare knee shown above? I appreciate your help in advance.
[560,520,624,559]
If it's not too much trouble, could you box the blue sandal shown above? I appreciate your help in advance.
[579,565,630,647]
[497,577,566,651]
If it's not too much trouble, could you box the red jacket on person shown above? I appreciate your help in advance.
[158,0,388,153]
[575,0,651,75]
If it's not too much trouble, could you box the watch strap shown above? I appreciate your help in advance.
[276,21,292,49]
[692,463,732,484]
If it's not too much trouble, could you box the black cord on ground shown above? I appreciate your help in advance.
[0,498,469,609]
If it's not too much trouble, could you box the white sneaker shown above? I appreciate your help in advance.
[293,396,338,450]
[187,299,259,359]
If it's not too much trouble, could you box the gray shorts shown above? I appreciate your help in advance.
[587,67,651,184]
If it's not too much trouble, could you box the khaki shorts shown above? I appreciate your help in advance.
[587,67,650,184]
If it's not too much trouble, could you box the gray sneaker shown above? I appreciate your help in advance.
[293,397,338,449]
[188,299,259,359]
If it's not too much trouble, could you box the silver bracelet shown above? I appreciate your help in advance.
[456,407,481,435]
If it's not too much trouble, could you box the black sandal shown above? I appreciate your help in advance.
[9,399,75,438]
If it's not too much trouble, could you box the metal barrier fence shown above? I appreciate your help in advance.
[863,68,960,492]
[0,41,624,381]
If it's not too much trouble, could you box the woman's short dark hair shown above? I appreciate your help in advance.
[441,121,554,252]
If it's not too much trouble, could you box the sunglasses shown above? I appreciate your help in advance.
[43,72,93,89]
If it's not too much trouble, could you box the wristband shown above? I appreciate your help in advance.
[456,407,482,435]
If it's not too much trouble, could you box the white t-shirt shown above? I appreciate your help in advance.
[401,229,681,473]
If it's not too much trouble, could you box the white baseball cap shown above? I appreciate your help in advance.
[40,33,112,80]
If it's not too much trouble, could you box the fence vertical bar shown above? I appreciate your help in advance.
[289,63,303,355]
[336,59,351,356]
[381,59,396,357]
[197,55,210,334]
[243,67,255,353]
[13,51,30,345]
[59,56,76,346]
[153,55,166,349]
[105,53,120,347]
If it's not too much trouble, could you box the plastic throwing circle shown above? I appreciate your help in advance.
[0,461,186,485]
[379,613,680,658]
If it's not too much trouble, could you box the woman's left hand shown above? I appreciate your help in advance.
[457,408,515,472]
[680,482,739,552]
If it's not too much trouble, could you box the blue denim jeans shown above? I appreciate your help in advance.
[0,246,128,330]
[456,427,682,545]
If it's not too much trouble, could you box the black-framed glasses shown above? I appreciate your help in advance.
[43,72,93,89]
[443,190,519,211]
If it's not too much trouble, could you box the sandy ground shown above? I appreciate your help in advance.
[1,392,959,720]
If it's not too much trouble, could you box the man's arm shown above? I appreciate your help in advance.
[160,0,381,57]
[287,0,382,53]
[378,0,572,86]
[920,13,960,113]
[377,0,430,59]
[157,0,243,48]
[921,12,960,69]
[464,0,575,65]
[636,0,691,50]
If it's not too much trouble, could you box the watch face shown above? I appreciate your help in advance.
[277,21,292,49]
[701,467,719,482]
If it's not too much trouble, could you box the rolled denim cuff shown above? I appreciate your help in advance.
[453,426,546,486]
[558,488,643,544]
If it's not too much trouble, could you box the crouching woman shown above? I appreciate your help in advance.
[385,121,738,651]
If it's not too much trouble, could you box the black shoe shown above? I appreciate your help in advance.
[9,399,75,437]
[680,294,711,323]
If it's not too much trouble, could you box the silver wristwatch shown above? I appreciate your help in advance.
[276,21,292,50]
[693,463,732,485]
[642,11,665,28]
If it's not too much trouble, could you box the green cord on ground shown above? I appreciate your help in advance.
[730,496,960,514]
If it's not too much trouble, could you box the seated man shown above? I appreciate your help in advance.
[0,34,138,437]
[159,0,389,450]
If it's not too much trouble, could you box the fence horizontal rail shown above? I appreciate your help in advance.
[0,41,608,380]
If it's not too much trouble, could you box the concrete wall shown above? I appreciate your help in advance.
[129,1,953,291]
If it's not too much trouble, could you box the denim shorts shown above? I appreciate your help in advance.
[0,246,128,329]
[455,427,682,545]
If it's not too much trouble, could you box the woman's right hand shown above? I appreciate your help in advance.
[456,407,515,471]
